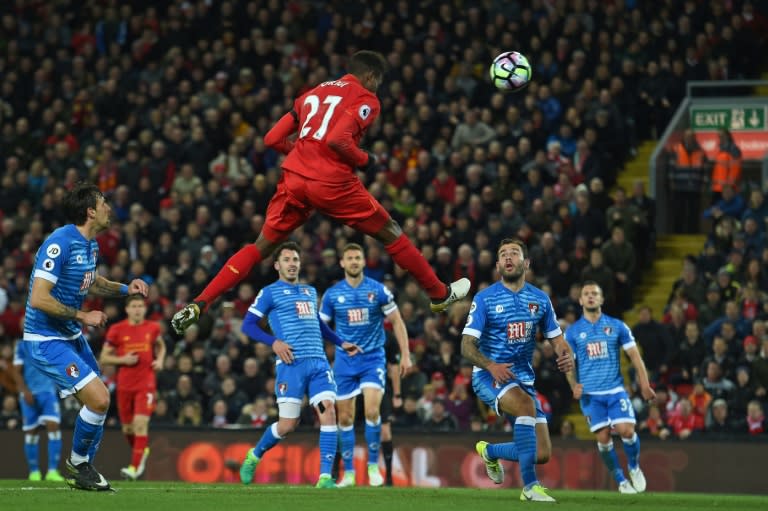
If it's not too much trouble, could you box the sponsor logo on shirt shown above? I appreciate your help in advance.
[347,307,369,325]
[295,301,314,318]
[506,321,531,343]
[586,341,609,360]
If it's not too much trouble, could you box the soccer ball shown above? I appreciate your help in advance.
[489,51,532,92]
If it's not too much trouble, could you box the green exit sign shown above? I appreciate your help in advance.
[691,106,766,131]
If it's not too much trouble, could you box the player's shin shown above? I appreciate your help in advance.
[340,425,356,471]
[48,430,62,470]
[72,407,106,465]
[319,425,338,476]
[86,426,104,463]
[132,435,148,469]
[598,441,627,483]
[381,440,394,485]
[514,417,538,488]
[487,441,519,461]
[621,432,640,470]
[254,422,283,458]
[24,433,40,473]
[384,234,446,300]
[195,244,261,307]
[365,418,381,464]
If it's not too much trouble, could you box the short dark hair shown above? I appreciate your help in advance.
[274,241,301,259]
[348,50,387,78]
[125,294,145,306]
[63,181,103,225]
[580,280,603,293]
[496,238,528,259]
[342,243,364,256]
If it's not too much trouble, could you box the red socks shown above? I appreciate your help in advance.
[131,435,148,468]
[384,234,446,300]
[125,433,135,448]
[195,244,262,307]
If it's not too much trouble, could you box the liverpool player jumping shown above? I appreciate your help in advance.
[101,294,166,480]
[172,50,469,335]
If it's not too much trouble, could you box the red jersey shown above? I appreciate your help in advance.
[265,74,380,184]
[104,319,161,391]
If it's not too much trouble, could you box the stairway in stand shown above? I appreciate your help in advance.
[562,140,708,439]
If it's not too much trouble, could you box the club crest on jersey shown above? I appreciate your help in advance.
[603,326,613,335]
[528,302,539,316]
[66,363,79,378]
[278,383,288,395]
[302,287,311,296]
[367,292,376,303]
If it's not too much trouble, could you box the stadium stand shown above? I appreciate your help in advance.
[0,0,766,439]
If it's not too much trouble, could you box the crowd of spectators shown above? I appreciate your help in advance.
[1,0,767,437]
[632,178,768,439]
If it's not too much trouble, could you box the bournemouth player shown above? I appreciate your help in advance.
[462,239,574,502]
[22,182,148,491]
[12,341,65,481]
[101,294,166,481]
[172,50,469,335]
[565,282,655,494]
[320,243,411,487]
[238,242,361,488]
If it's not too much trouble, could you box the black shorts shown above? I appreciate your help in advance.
[380,391,394,423]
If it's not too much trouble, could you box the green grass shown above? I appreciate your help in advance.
[1,481,764,511]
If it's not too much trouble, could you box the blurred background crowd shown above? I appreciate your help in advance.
[0,0,767,439]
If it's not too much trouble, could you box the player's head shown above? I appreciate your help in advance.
[579,281,604,313]
[496,238,529,284]
[63,181,111,230]
[340,243,365,278]
[274,241,301,283]
[125,294,147,323]
[349,50,387,92]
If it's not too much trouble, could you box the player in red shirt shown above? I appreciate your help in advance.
[100,294,166,480]
[171,50,470,335]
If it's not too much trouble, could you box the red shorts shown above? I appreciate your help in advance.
[262,169,391,243]
[117,387,157,425]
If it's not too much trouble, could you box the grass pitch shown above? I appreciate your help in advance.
[1,480,764,511]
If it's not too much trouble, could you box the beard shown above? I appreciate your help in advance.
[345,268,363,278]
[584,305,601,313]
[500,264,525,283]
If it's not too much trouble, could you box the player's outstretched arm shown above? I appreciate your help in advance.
[90,276,148,297]
[29,278,106,327]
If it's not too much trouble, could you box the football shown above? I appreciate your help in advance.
[489,51,532,92]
